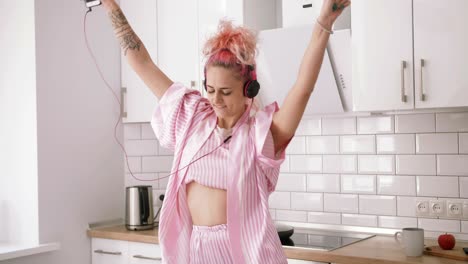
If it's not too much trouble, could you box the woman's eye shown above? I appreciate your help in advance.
[222,92,232,96]
[207,90,215,94]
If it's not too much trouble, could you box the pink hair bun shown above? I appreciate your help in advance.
[203,19,258,67]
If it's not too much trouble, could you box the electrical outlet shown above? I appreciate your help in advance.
[446,201,463,219]
[429,200,446,217]
[415,200,430,217]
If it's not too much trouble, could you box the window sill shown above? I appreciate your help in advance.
[0,242,60,261]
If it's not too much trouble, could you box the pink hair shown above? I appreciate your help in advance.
[203,20,258,80]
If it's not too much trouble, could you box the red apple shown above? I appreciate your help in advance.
[438,233,456,250]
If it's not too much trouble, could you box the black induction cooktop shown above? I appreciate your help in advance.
[280,228,376,251]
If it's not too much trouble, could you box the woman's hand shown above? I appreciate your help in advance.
[100,0,118,11]
[318,0,351,29]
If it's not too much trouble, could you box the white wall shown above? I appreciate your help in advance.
[2,0,124,263]
[0,0,38,245]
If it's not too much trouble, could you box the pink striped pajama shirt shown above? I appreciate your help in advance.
[151,82,288,264]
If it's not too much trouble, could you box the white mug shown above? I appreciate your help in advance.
[394,228,424,257]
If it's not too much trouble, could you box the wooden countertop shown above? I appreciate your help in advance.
[87,225,467,264]
[87,225,159,244]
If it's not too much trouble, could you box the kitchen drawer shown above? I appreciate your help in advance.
[129,242,162,264]
[92,238,128,264]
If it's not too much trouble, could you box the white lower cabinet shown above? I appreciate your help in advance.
[91,238,324,264]
[129,241,162,264]
[92,238,162,264]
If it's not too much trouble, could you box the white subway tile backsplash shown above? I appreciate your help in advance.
[307,174,340,193]
[378,216,417,229]
[396,155,436,175]
[359,195,396,216]
[416,176,459,197]
[437,155,468,176]
[306,136,340,154]
[322,117,356,135]
[358,155,394,174]
[461,177,468,198]
[342,214,377,227]
[290,155,322,173]
[125,140,158,156]
[340,135,375,154]
[436,112,468,132]
[397,196,418,217]
[357,116,394,134]
[324,193,358,213]
[418,218,460,233]
[126,157,141,173]
[341,174,376,194]
[124,124,141,139]
[416,133,458,154]
[276,173,307,192]
[378,175,416,196]
[323,155,357,174]
[280,156,290,172]
[127,107,468,237]
[296,118,321,136]
[157,172,169,189]
[142,156,174,172]
[377,134,415,154]
[291,193,323,211]
[276,210,307,222]
[460,133,468,154]
[141,123,156,139]
[307,212,341,225]
[395,113,435,133]
[286,136,306,154]
[462,221,468,233]
[269,192,290,209]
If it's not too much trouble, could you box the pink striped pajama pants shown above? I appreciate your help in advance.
[189,224,234,263]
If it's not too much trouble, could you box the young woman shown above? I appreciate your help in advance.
[101,0,350,263]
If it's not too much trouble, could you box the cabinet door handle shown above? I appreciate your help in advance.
[94,249,122,255]
[401,61,407,102]
[133,254,162,261]
[420,59,426,101]
[120,87,128,118]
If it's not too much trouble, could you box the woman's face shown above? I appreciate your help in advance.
[205,66,247,121]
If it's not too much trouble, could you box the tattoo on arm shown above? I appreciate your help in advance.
[110,8,141,55]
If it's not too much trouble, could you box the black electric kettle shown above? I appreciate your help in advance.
[125,185,154,231]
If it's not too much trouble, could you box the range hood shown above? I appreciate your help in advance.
[256,25,351,116]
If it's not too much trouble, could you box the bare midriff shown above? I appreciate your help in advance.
[186,181,227,226]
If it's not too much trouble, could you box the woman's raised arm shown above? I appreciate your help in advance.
[270,0,350,153]
[101,0,173,99]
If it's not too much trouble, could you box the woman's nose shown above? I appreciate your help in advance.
[213,92,223,103]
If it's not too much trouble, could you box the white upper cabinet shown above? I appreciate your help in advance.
[157,0,199,91]
[351,0,413,112]
[352,0,468,112]
[120,0,158,123]
[413,0,468,109]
